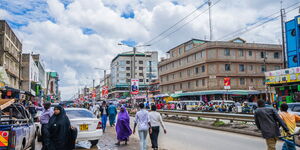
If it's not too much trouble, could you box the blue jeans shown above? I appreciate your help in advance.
[101,115,108,132]
[138,130,148,150]
[282,140,296,150]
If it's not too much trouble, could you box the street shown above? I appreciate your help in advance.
[36,118,283,150]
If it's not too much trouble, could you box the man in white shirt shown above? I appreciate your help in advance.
[149,105,167,150]
[133,103,152,150]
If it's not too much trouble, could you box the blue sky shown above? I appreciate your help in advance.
[0,0,299,100]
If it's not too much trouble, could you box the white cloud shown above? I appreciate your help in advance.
[0,0,299,100]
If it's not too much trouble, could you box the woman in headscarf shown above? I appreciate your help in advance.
[48,105,73,150]
[108,103,117,126]
[115,106,132,146]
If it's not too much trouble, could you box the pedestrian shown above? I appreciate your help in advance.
[100,101,109,132]
[279,103,300,150]
[28,101,37,118]
[115,106,132,146]
[133,103,152,150]
[108,103,117,127]
[254,100,290,150]
[36,102,53,150]
[48,105,74,150]
[149,105,167,150]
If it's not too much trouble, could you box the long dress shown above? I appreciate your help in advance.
[48,105,73,150]
[108,104,117,126]
[116,106,132,141]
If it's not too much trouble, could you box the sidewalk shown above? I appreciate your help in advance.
[97,126,141,150]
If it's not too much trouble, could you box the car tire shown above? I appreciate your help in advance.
[30,137,35,150]
[90,140,99,147]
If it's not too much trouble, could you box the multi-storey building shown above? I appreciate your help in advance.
[21,53,39,96]
[0,20,22,89]
[110,51,158,99]
[46,72,60,101]
[158,38,283,101]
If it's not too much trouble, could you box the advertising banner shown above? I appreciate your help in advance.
[265,67,300,85]
[102,86,108,98]
[224,77,231,89]
[131,79,139,95]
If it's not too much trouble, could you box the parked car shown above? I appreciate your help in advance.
[65,108,103,147]
[0,100,36,150]
[287,103,300,116]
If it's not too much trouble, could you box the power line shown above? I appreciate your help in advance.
[218,1,300,41]
[150,0,223,46]
[145,1,209,45]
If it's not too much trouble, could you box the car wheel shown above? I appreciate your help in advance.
[30,137,35,150]
[90,140,99,147]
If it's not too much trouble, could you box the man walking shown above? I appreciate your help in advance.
[36,102,53,150]
[279,103,300,150]
[254,100,290,150]
[149,105,167,150]
[133,103,152,150]
[108,103,117,127]
[99,101,109,132]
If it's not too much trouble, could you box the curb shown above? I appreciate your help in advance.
[163,119,261,137]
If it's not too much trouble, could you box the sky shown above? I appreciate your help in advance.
[0,0,299,100]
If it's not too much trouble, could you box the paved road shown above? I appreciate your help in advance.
[157,121,283,150]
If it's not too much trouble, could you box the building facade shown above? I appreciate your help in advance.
[110,51,158,99]
[158,38,283,100]
[46,72,60,101]
[0,20,22,89]
[21,54,39,96]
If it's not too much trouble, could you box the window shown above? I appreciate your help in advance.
[274,52,280,59]
[240,78,245,85]
[224,49,230,56]
[248,51,252,56]
[187,69,190,76]
[173,85,175,90]
[185,43,193,51]
[275,66,281,70]
[188,82,191,88]
[139,61,143,64]
[202,79,205,86]
[179,59,181,66]
[250,78,254,83]
[201,65,205,72]
[180,72,182,77]
[261,65,266,72]
[126,61,130,64]
[196,80,199,87]
[239,49,244,56]
[195,67,199,74]
[139,73,143,76]
[172,74,175,79]
[126,73,130,76]
[172,62,174,68]
[179,47,183,54]
[261,52,265,58]
[126,67,130,70]
[225,64,231,71]
[139,79,143,82]
[180,83,182,89]
[239,64,245,72]
[166,75,169,81]
[249,65,253,71]
[139,67,143,70]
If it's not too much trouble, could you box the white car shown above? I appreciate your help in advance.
[65,108,103,147]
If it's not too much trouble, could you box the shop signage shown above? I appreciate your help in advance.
[131,79,139,95]
[265,67,300,84]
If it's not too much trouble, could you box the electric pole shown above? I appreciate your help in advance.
[280,0,287,68]
[208,0,213,41]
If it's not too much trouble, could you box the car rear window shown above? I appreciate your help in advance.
[65,110,95,119]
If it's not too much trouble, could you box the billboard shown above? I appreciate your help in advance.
[265,67,300,85]
[224,77,231,89]
[131,79,139,95]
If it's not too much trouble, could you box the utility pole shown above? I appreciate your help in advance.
[208,0,213,41]
[133,47,137,79]
[280,0,287,68]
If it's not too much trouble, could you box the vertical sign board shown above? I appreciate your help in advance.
[285,15,300,68]
[224,77,231,89]
[131,79,139,95]
[102,86,108,98]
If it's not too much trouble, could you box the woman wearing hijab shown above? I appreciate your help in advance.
[115,106,132,146]
[108,103,117,127]
[48,105,74,150]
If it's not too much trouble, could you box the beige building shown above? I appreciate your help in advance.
[158,38,283,97]
[0,20,22,89]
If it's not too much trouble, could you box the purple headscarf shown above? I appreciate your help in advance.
[116,106,132,141]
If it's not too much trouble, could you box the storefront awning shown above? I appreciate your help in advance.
[170,90,260,98]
